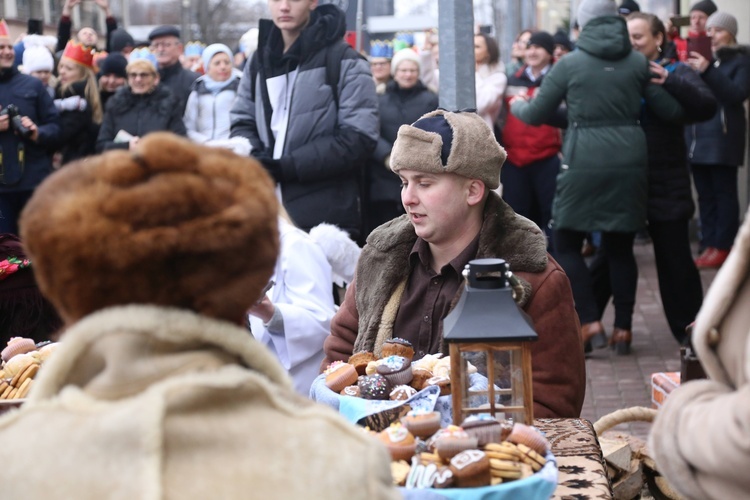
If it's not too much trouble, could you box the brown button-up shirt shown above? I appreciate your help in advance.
[392,234,480,359]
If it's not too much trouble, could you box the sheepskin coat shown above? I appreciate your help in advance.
[650,207,750,500]
[323,192,586,418]
[0,305,398,500]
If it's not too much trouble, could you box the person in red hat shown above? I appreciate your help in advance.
[53,40,103,166]
[0,19,60,236]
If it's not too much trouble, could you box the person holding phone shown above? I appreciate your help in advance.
[686,11,750,269]
[670,0,717,62]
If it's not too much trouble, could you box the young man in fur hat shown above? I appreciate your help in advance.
[230,0,378,242]
[322,110,585,418]
[0,133,399,500]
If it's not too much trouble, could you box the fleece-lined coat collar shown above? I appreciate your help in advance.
[354,192,548,355]
[0,305,399,500]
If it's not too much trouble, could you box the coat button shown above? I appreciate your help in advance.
[707,327,721,347]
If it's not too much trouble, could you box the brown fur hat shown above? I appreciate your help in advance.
[390,109,506,189]
[19,132,279,326]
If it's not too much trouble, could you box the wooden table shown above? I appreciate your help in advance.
[536,418,613,499]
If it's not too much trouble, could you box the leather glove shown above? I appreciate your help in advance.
[252,150,284,183]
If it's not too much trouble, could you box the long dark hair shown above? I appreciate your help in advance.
[475,33,500,66]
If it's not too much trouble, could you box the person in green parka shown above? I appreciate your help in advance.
[510,0,685,354]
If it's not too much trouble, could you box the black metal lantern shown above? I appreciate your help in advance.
[443,258,538,425]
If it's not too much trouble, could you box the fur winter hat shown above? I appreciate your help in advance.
[390,110,506,190]
[577,0,617,29]
[19,133,279,326]
[706,11,738,40]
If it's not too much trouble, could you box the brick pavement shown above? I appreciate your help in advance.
[580,242,718,441]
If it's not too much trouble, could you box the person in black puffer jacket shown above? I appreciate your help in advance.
[363,48,438,237]
[592,12,717,346]
[685,11,750,269]
[96,59,186,152]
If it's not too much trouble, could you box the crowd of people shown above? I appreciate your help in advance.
[0,0,748,496]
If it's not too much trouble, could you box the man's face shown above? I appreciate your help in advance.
[268,0,317,35]
[690,11,709,33]
[399,170,475,246]
[77,27,98,47]
[525,44,552,70]
[0,41,15,70]
[150,36,182,67]
[99,73,126,92]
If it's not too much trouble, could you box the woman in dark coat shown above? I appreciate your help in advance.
[591,13,716,346]
[96,58,186,152]
[363,49,438,237]
[685,11,750,269]
[510,0,685,354]
[54,41,103,165]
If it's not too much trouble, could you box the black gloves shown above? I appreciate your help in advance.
[252,149,285,183]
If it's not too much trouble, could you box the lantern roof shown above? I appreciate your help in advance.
[443,259,538,343]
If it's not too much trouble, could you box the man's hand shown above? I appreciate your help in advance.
[0,113,9,133]
[62,0,81,16]
[248,296,275,324]
[19,116,38,142]
[128,136,141,150]
[649,61,668,85]
[94,0,111,15]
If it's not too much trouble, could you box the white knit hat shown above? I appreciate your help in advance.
[706,11,738,40]
[390,48,420,76]
[577,0,618,29]
[22,46,54,74]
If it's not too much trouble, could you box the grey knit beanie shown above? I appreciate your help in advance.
[577,0,618,29]
[390,110,506,190]
[706,11,738,40]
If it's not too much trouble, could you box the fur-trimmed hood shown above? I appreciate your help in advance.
[0,305,399,499]
[715,44,750,62]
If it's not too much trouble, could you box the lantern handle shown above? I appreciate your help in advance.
[505,270,524,303]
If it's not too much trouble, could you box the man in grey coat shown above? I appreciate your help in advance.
[148,25,198,116]
[230,0,378,241]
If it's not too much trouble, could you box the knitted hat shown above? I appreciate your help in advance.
[577,0,618,29]
[390,48,420,76]
[110,28,135,53]
[22,46,54,73]
[19,133,280,325]
[390,110,506,190]
[528,31,555,56]
[706,11,738,40]
[690,0,717,16]
[552,29,573,51]
[618,0,640,15]
[98,52,127,78]
[201,43,232,71]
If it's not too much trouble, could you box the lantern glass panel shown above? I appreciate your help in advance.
[459,345,526,421]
